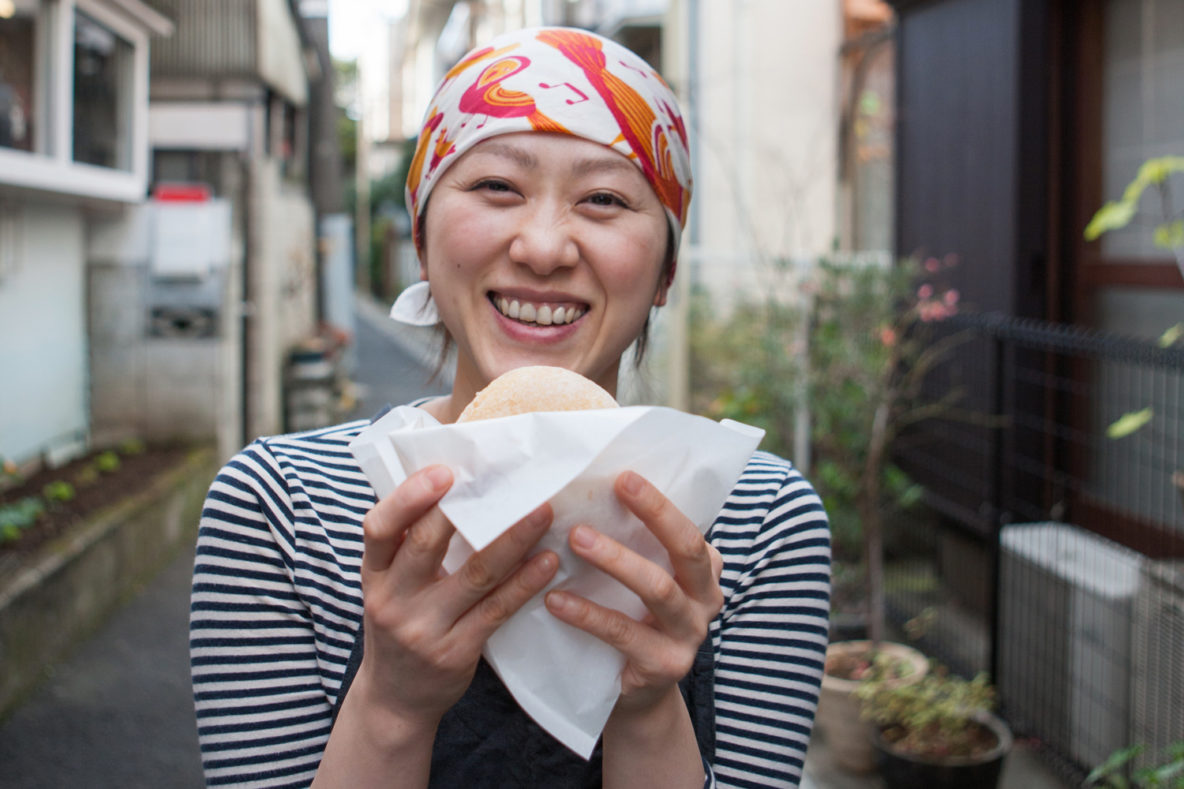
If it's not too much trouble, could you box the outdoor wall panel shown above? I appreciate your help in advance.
[149,0,256,78]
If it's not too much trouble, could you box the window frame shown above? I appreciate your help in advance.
[0,0,150,203]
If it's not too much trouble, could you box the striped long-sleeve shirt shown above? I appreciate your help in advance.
[190,418,831,788]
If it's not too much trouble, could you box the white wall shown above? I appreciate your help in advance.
[688,0,841,305]
[0,203,89,465]
[247,160,318,438]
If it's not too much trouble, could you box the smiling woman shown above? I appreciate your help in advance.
[421,133,670,416]
[190,26,831,789]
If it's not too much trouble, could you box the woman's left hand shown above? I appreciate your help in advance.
[543,470,724,714]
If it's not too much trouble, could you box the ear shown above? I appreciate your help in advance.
[652,258,676,307]
[652,280,669,308]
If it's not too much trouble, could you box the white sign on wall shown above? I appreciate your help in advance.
[150,200,231,280]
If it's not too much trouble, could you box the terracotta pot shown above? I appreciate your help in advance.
[872,710,1013,789]
[815,641,929,773]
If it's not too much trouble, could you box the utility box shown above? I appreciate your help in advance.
[998,522,1141,771]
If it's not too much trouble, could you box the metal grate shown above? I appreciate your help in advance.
[880,312,1184,784]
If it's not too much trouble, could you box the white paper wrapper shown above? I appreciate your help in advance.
[349,405,764,758]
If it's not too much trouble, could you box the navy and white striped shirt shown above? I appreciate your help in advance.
[190,417,831,788]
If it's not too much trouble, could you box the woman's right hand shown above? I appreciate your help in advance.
[354,464,558,734]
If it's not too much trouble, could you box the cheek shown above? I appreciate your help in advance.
[599,229,666,292]
[424,205,505,274]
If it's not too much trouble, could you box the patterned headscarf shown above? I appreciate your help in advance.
[405,27,693,281]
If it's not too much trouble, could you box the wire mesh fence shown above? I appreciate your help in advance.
[884,312,1184,783]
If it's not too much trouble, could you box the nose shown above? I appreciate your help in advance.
[508,202,579,275]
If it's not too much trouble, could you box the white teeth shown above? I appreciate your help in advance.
[494,296,583,325]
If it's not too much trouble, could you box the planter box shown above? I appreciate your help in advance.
[0,447,215,719]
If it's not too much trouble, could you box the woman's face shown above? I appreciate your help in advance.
[421,132,670,399]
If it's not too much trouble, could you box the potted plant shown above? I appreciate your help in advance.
[816,640,929,772]
[856,666,1013,789]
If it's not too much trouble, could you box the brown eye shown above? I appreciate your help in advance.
[586,192,625,208]
[476,179,512,193]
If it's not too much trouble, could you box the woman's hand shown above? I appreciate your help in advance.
[543,470,723,711]
[317,466,557,788]
[543,470,720,786]
[355,464,559,734]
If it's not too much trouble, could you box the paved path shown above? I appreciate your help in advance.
[0,296,442,789]
[0,540,204,788]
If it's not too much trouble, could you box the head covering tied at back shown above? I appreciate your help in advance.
[405,27,693,281]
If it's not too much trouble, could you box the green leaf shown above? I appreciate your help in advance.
[1154,220,1184,249]
[1137,155,1184,187]
[1159,323,1184,348]
[1087,744,1144,786]
[1085,200,1138,240]
[1107,408,1154,439]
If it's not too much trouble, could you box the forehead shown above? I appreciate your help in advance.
[454,133,646,181]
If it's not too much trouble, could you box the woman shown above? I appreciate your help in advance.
[191,27,830,788]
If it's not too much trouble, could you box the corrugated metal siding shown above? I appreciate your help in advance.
[149,0,256,77]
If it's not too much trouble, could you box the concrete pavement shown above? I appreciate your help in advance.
[0,539,205,788]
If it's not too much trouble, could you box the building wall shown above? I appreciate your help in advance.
[0,203,89,465]
[247,158,317,438]
[86,202,244,462]
[686,0,841,306]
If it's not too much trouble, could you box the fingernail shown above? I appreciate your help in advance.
[620,471,643,495]
[525,504,551,528]
[425,466,452,491]
[571,525,596,549]
[546,590,573,613]
[534,552,557,574]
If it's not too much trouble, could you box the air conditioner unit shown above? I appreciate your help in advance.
[999,522,1142,771]
[1132,560,1184,770]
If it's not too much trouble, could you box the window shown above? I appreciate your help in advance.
[0,0,39,153]
[1099,0,1184,261]
[73,9,133,170]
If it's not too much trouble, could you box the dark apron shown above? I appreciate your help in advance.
[331,624,715,787]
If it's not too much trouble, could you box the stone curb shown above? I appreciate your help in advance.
[0,446,217,720]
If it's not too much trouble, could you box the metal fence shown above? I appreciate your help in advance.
[883,312,1184,783]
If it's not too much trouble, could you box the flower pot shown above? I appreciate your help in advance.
[815,640,929,773]
[872,711,1013,789]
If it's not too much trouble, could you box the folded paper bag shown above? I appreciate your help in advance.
[349,404,764,758]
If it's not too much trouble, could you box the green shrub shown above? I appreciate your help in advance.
[42,480,75,503]
[0,497,46,543]
[94,451,121,473]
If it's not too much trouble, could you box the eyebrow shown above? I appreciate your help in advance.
[472,141,636,178]
[570,154,636,178]
[471,142,537,169]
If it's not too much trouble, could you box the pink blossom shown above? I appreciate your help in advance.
[944,289,960,307]
[924,257,941,273]
[918,302,953,322]
[878,326,898,347]
[917,284,934,300]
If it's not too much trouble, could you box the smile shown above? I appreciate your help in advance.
[490,293,587,326]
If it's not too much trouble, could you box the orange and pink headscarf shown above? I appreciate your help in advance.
[405,27,693,274]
